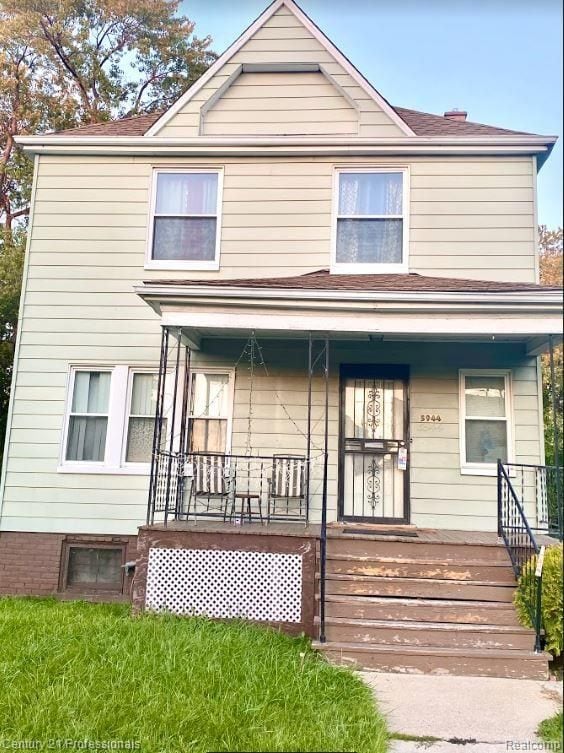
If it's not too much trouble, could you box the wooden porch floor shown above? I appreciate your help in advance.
[146,520,559,546]
[147,520,558,547]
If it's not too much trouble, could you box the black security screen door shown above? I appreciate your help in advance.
[339,365,409,524]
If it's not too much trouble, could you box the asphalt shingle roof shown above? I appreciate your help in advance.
[51,106,541,138]
[145,270,562,294]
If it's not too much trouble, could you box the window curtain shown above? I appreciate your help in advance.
[337,173,403,264]
[155,173,218,215]
[126,374,161,463]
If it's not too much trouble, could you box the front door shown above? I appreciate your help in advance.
[339,366,409,524]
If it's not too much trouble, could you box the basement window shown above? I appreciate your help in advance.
[62,544,125,593]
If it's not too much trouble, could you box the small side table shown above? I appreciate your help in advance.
[233,493,263,524]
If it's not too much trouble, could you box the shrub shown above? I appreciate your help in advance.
[514,543,563,656]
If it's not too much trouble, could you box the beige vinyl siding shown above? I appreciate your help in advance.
[30,154,536,281]
[0,150,541,535]
[203,72,358,136]
[158,6,404,138]
[2,321,543,533]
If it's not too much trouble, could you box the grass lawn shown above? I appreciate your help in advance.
[0,597,387,753]
[537,711,563,744]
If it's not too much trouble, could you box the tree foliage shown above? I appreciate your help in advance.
[539,225,563,467]
[0,0,216,464]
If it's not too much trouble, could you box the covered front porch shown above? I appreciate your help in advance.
[143,326,561,536]
[132,272,562,674]
[135,270,562,537]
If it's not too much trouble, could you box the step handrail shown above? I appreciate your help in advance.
[497,460,543,653]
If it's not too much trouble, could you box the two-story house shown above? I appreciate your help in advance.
[1,0,561,677]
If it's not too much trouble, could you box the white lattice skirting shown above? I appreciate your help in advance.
[145,547,303,623]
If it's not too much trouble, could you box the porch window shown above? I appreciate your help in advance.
[332,168,409,273]
[65,370,111,462]
[125,372,163,464]
[148,169,222,270]
[460,371,512,474]
[188,372,232,453]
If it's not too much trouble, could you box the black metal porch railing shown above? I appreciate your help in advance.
[501,462,563,539]
[149,450,311,525]
[497,460,544,652]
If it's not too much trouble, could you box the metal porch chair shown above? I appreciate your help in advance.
[185,453,233,521]
[267,454,306,522]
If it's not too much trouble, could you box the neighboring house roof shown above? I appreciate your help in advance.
[143,270,563,294]
[50,106,539,139]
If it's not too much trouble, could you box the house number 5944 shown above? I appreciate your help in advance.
[420,414,442,422]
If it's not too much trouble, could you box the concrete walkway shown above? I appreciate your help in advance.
[361,672,562,753]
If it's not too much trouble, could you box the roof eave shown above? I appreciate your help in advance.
[134,282,564,307]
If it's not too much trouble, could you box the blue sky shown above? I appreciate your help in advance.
[181,0,563,228]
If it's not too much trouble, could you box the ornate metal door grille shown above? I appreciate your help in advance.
[339,368,409,523]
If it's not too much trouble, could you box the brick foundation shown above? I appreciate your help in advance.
[0,531,137,599]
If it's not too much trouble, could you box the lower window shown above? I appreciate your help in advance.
[62,543,125,593]
[460,370,512,473]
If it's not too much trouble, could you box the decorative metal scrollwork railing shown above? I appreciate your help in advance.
[497,461,544,652]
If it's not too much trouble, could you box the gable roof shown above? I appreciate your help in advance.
[145,0,415,137]
[143,269,563,295]
[51,104,541,138]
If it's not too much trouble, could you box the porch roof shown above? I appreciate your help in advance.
[143,270,562,295]
[135,271,562,354]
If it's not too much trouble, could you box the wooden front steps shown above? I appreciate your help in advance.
[314,531,550,679]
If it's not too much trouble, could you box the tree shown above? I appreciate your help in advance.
[539,225,563,467]
[0,0,216,464]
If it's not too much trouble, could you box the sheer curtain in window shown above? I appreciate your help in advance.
[337,172,403,264]
[66,372,111,462]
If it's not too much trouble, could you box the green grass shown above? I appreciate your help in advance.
[0,597,387,753]
[537,711,563,744]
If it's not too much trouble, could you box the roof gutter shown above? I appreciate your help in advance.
[134,282,563,307]
[15,134,557,158]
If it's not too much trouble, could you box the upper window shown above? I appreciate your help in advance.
[332,168,408,273]
[188,372,232,454]
[148,170,222,270]
[460,371,512,474]
[65,370,111,463]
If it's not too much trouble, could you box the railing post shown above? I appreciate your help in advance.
[319,336,330,644]
[305,333,313,524]
[548,335,563,540]
[497,459,503,537]
[534,572,543,653]
[147,326,169,525]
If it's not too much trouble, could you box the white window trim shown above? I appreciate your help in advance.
[59,365,158,475]
[459,369,514,477]
[145,167,224,271]
[187,367,235,455]
[59,365,235,475]
[121,368,162,471]
[330,166,410,275]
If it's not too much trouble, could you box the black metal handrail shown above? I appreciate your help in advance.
[501,462,563,540]
[497,460,543,652]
